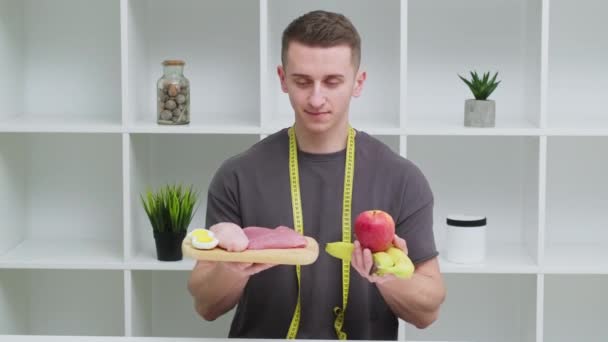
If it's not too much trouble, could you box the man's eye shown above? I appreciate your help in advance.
[295,80,310,86]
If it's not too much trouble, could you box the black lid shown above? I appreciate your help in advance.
[446,215,486,227]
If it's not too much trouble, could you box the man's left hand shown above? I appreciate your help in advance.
[351,234,408,284]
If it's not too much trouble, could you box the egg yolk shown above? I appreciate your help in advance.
[192,229,213,242]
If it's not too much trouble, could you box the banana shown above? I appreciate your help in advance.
[325,242,414,279]
[389,257,415,279]
[386,247,407,262]
[373,251,396,276]
[372,251,394,269]
[373,247,415,279]
[325,242,354,261]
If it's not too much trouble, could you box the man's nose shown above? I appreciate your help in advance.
[308,84,326,108]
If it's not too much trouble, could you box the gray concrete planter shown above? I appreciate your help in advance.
[464,99,495,127]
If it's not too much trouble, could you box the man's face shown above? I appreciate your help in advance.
[278,41,366,135]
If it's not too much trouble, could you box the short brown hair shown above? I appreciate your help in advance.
[281,10,361,70]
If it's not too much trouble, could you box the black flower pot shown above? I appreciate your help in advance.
[153,231,187,261]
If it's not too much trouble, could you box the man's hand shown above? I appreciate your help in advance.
[351,234,408,284]
[188,259,277,321]
[193,260,276,279]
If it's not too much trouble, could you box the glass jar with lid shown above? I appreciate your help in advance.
[157,60,190,125]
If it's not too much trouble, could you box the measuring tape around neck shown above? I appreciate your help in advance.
[286,125,356,340]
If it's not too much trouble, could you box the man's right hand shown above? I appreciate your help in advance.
[188,221,280,321]
[188,258,277,321]
[194,260,276,279]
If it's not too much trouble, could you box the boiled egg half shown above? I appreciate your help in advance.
[189,228,219,250]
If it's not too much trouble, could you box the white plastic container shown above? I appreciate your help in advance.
[445,214,487,264]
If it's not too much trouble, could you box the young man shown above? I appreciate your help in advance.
[188,10,445,340]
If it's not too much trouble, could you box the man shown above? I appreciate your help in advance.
[188,10,445,339]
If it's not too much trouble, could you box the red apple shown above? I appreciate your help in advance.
[354,210,395,252]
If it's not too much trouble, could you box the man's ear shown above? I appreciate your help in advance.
[277,65,288,93]
[352,70,366,98]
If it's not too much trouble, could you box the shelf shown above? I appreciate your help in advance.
[407,136,541,267]
[0,239,123,270]
[439,243,538,274]
[262,116,403,135]
[126,0,260,127]
[0,134,25,256]
[0,0,122,125]
[129,116,261,135]
[0,133,123,261]
[547,0,608,130]
[129,134,259,260]
[545,137,608,273]
[544,275,608,342]
[407,0,542,128]
[406,274,536,342]
[128,252,195,271]
[543,243,608,274]
[405,116,540,136]
[543,117,608,136]
[265,0,401,129]
[131,271,234,337]
[0,269,124,335]
[0,115,122,133]
[5,115,608,137]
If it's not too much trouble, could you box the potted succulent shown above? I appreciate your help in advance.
[458,71,501,128]
[140,184,199,261]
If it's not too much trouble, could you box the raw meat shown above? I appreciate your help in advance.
[209,222,249,252]
[243,226,307,250]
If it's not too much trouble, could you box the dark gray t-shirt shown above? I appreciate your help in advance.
[205,127,437,340]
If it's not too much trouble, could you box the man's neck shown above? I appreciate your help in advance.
[293,122,350,154]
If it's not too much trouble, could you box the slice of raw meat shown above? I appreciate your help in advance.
[209,222,249,252]
[241,226,271,240]
[243,226,307,250]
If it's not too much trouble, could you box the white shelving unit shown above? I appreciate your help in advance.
[407,135,541,275]
[0,0,606,341]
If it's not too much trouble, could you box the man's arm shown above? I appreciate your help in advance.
[188,261,248,321]
[372,160,445,327]
[188,260,274,321]
[188,162,254,321]
[376,256,445,328]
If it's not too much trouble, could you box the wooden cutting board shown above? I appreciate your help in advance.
[182,236,319,265]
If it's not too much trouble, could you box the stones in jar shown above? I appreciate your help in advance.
[157,60,190,125]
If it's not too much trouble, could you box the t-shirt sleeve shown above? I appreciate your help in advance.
[205,159,243,228]
[395,161,438,265]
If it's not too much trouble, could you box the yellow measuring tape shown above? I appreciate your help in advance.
[286,125,356,340]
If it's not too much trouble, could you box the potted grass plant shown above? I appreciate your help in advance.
[140,183,199,261]
[458,71,501,128]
